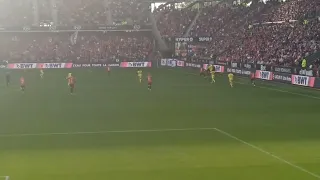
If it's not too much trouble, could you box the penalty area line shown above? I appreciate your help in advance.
[213,128,320,179]
[0,128,217,138]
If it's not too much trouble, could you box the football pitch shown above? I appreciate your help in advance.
[0,68,319,180]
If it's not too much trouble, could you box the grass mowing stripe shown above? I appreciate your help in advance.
[176,70,320,100]
[0,127,217,138]
[214,128,320,179]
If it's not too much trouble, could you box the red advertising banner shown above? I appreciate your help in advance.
[291,75,315,87]
[255,70,273,80]
[177,60,185,67]
[38,63,73,69]
[120,62,152,68]
[7,63,73,69]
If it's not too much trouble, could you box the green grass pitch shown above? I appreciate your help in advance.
[0,68,319,180]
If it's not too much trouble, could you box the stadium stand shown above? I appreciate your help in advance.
[156,0,320,67]
[0,0,319,66]
[0,32,152,63]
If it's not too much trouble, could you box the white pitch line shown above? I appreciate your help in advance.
[0,127,217,138]
[0,176,9,180]
[180,71,320,100]
[214,127,320,179]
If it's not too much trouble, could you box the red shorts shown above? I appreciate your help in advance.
[69,84,75,88]
[148,82,152,85]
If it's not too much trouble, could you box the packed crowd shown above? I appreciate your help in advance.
[57,0,108,26]
[0,0,319,66]
[0,0,152,63]
[0,0,149,27]
[0,32,153,63]
[156,0,320,67]
[156,5,197,37]
[219,20,320,66]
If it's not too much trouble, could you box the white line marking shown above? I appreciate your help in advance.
[0,128,216,138]
[0,176,9,180]
[214,127,320,179]
[179,71,320,100]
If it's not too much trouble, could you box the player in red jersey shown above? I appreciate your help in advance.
[67,75,76,94]
[250,72,256,86]
[200,68,205,77]
[147,73,152,91]
[20,76,25,92]
[107,65,111,76]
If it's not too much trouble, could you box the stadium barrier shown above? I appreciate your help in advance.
[160,59,320,89]
[120,62,152,68]
[6,62,152,69]
[7,63,73,69]
[72,63,120,68]
[160,59,184,67]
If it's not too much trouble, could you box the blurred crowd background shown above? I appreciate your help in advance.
[0,0,319,68]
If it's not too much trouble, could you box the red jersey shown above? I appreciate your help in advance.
[251,73,255,79]
[20,77,25,85]
[68,76,75,85]
[148,75,152,83]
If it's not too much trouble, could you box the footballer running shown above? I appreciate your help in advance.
[250,72,256,86]
[67,75,76,95]
[137,69,143,83]
[20,76,25,92]
[147,73,152,91]
[228,72,234,88]
[66,73,76,94]
[200,68,205,77]
[40,69,44,79]
[5,72,10,87]
[210,65,216,83]
[107,65,111,76]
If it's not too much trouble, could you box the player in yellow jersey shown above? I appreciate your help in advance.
[40,69,44,79]
[228,73,234,87]
[211,70,215,83]
[137,69,143,83]
[67,73,72,85]
[208,65,213,72]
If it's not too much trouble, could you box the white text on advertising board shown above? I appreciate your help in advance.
[44,63,62,68]
[294,76,308,86]
[129,62,146,67]
[260,71,270,80]
[17,63,35,69]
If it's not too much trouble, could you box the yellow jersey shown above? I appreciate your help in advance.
[208,65,213,72]
[137,70,142,76]
[228,73,234,80]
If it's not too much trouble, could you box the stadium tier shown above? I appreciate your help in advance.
[1,1,320,180]
[0,0,318,66]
